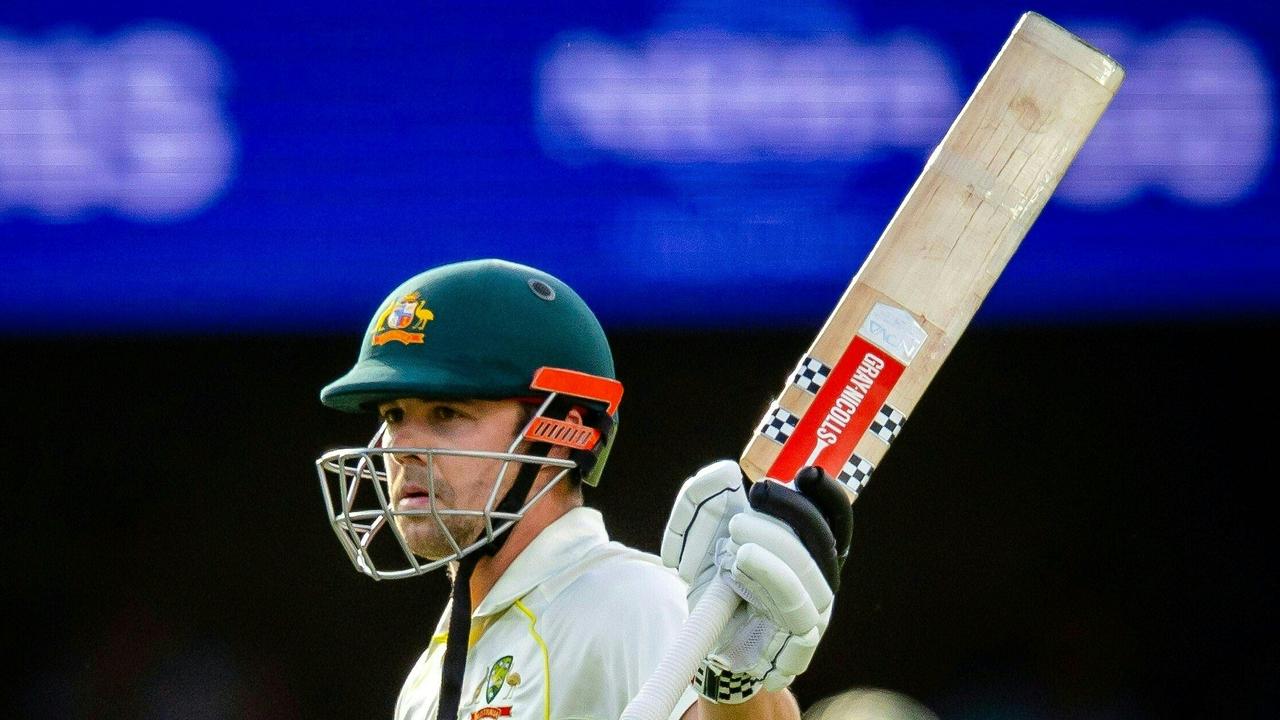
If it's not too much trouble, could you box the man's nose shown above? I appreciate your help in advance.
[384,423,436,466]
[391,451,429,467]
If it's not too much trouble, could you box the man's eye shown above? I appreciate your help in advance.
[432,406,457,421]
[381,408,405,424]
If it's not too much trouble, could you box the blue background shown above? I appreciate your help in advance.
[2,0,1276,333]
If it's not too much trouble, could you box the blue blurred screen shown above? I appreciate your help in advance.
[0,0,1275,332]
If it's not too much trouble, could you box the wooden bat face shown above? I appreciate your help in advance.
[740,13,1125,500]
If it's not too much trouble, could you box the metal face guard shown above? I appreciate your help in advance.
[315,425,576,581]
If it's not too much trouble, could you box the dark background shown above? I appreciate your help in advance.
[10,321,1277,718]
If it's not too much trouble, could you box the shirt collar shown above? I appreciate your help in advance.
[472,506,609,617]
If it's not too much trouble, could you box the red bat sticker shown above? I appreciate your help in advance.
[766,334,906,483]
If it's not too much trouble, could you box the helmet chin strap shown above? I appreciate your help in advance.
[435,441,550,720]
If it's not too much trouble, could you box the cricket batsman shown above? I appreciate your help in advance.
[315,258,853,720]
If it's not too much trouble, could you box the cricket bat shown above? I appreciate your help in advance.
[622,12,1124,720]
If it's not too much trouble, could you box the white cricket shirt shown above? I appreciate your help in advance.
[395,507,699,720]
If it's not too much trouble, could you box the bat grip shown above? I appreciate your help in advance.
[620,578,741,720]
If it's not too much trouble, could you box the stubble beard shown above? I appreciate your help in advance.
[390,462,505,561]
[396,512,485,560]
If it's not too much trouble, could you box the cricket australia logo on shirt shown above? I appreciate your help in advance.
[485,655,515,703]
[372,291,435,346]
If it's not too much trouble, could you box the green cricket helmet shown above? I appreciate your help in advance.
[321,258,616,414]
[315,259,623,580]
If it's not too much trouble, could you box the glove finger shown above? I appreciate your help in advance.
[659,502,693,570]
[661,460,746,577]
[747,479,840,590]
[795,465,854,564]
[772,626,820,678]
[730,541,823,635]
[730,512,834,615]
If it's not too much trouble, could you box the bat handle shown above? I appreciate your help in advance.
[620,578,741,720]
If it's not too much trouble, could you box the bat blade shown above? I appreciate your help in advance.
[623,14,1124,720]
[740,12,1124,500]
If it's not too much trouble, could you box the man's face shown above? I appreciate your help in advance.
[376,397,528,560]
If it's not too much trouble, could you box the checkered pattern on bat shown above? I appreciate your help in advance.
[693,663,762,705]
[758,404,799,444]
[869,404,906,443]
[837,453,875,497]
[789,356,831,395]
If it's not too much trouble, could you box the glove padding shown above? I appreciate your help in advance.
[662,461,853,701]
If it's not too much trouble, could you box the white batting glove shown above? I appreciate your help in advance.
[662,462,853,704]
[661,461,748,608]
